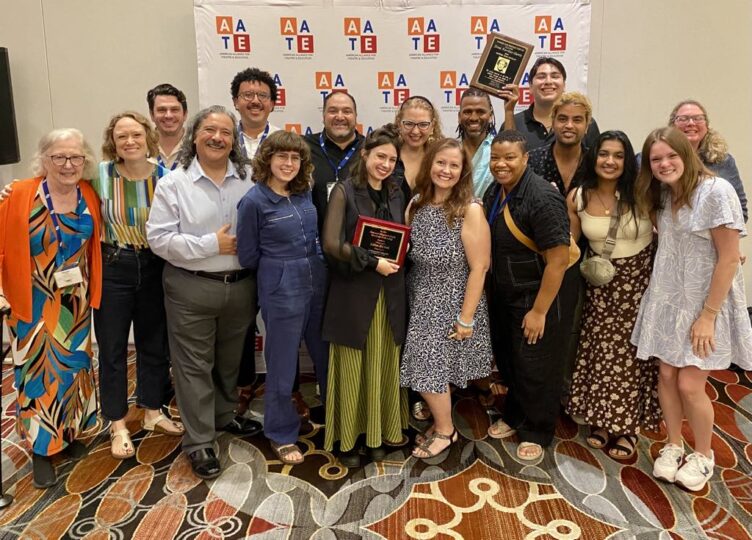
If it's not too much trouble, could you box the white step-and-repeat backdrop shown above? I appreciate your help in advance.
[194,0,592,370]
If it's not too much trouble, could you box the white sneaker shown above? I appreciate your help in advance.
[675,451,714,491]
[652,443,685,483]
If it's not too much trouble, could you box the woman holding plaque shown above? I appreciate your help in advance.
[237,130,328,466]
[322,124,409,467]
[400,138,493,459]
[393,96,443,202]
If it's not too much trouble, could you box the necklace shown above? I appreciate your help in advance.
[594,190,613,215]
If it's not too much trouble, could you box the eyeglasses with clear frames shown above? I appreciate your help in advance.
[674,115,706,125]
[401,120,432,131]
[48,154,86,167]
[238,91,271,102]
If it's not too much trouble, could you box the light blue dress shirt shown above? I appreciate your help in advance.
[471,133,495,199]
[146,157,253,272]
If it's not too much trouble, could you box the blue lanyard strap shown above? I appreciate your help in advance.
[157,155,178,171]
[238,121,270,159]
[319,132,357,182]
[487,187,512,225]
[41,177,82,252]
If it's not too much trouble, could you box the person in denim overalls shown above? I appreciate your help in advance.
[237,131,328,465]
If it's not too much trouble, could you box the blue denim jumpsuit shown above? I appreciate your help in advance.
[237,183,328,445]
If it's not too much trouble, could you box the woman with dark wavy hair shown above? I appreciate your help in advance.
[564,131,660,459]
[321,124,409,467]
[236,130,328,465]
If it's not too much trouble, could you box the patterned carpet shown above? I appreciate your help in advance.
[0,357,750,539]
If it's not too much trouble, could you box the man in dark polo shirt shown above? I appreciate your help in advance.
[305,91,365,233]
[505,57,600,151]
[527,91,593,403]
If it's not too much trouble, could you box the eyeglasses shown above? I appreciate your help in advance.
[238,91,271,102]
[674,115,706,125]
[48,154,86,167]
[401,120,432,131]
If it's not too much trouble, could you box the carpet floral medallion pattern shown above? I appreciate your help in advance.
[0,358,750,539]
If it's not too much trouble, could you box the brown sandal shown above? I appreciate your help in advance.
[271,442,304,465]
[412,429,458,459]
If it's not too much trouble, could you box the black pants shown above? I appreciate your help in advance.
[489,288,564,447]
[94,246,171,420]
[557,266,584,398]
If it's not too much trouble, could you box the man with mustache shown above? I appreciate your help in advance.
[527,91,592,405]
[306,91,364,233]
[147,106,262,480]
[231,68,280,159]
[147,83,188,170]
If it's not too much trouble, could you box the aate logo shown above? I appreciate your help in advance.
[407,17,440,53]
[280,17,315,53]
[377,72,410,106]
[439,71,469,105]
[285,124,315,136]
[469,16,501,50]
[315,72,348,99]
[216,16,250,53]
[273,74,286,107]
[534,16,567,51]
[344,18,377,54]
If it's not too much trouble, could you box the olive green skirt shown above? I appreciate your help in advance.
[324,289,409,452]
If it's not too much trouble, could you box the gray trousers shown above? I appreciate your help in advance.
[163,263,256,454]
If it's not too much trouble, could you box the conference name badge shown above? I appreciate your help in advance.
[53,265,84,288]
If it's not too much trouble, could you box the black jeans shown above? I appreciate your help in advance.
[94,246,171,420]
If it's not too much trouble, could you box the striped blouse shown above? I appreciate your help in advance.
[94,161,168,248]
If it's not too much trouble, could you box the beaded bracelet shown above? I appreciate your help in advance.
[456,314,475,328]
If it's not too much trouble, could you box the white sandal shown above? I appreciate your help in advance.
[110,429,135,459]
[142,413,184,436]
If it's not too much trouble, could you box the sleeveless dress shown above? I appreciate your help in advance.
[8,191,98,456]
[400,204,493,393]
[632,178,752,370]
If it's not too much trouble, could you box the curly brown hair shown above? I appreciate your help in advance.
[102,111,159,162]
[409,138,474,226]
[252,130,313,194]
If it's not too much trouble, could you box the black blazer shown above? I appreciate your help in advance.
[321,177,407,349]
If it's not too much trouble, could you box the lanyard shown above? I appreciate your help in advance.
[487,187,512,225]
[41,178,82,253]
[319,132,357,182]
[157,154,178,171]
[239,122,270,159]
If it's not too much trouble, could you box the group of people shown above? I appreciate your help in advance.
[0,59,750,495]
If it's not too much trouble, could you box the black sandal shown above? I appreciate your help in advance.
[608,435,638,459]
[586,427,610,450]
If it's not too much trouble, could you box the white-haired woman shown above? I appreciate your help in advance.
[0,129,102,488]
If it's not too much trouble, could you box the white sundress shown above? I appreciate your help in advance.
[631,177,752,370]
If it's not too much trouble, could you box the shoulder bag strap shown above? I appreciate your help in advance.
[502,203,540,253]
[600,211,620,261]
